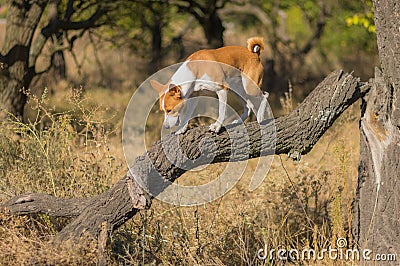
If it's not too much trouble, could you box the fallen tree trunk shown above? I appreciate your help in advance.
[2,70,369,242]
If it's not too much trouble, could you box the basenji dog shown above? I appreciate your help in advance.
[150,37,269,134]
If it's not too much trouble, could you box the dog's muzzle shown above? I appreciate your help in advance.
[164,115,180,129]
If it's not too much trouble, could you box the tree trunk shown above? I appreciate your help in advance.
[50,49,66,81]
[148,14,163,73]
[0,0,47,119]
[353,0,400,260]
[201,11,224,48]
[49,0,66,83]
[3,70,369,242]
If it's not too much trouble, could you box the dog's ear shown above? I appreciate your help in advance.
[150,80,166,94]
[169,85,182,98]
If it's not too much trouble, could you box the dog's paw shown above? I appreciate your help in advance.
[263,91,269,99]
[209,122,222,133]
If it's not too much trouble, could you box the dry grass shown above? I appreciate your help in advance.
[0,212,99,265]
[110,92,360,265]
[0,88,125,200]
[0,29,363,265]
[0,88,124,265]
[0,80,360,265]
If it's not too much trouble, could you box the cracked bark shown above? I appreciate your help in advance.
[352,0,400,260]
[2,70,369,242]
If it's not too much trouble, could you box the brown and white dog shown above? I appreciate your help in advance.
[150,37,268,134]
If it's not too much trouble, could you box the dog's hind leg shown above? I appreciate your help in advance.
[232,95,249,124]
[256,92,269,123]
[228,76,255,124]
[232,96,255,124]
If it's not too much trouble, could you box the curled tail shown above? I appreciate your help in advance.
[247,37,264,55]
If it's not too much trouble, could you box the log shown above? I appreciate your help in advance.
[2,70,369,242]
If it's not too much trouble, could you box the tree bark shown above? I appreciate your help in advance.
[0,0,48,119]
[175,0,225,48]
[3,70,369,242]
[353,0,400,260]
[148,12,163,74]
[0,0,111,119]
[49,0,66,82]
[201,11,224,48]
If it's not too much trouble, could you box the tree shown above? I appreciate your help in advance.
[222,0,377,96]
[112,1,172,73]
[353,0,400,256]
[0,0,121,119]
[3,70,369,241]
[172,0,229,48]
[1,0,398,263]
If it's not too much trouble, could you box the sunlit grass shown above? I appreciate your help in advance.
[0,83,361,265]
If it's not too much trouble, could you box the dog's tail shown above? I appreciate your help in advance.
[247,37,264,55]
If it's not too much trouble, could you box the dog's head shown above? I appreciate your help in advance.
[150,80,185,129]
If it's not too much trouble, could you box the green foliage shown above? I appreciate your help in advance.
[345,0,375,33]
[102,2,183,55]
[285,5,313,45]
[257,0,376,54]
[318,0,377,67]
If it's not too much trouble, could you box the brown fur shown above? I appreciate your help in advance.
[150,80,184,115]
[160,86,184,115]
[247,37,264,55]
[186,37,264,91]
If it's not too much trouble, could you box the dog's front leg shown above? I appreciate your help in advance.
[174,97,199,135]
[209,89,228,133]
